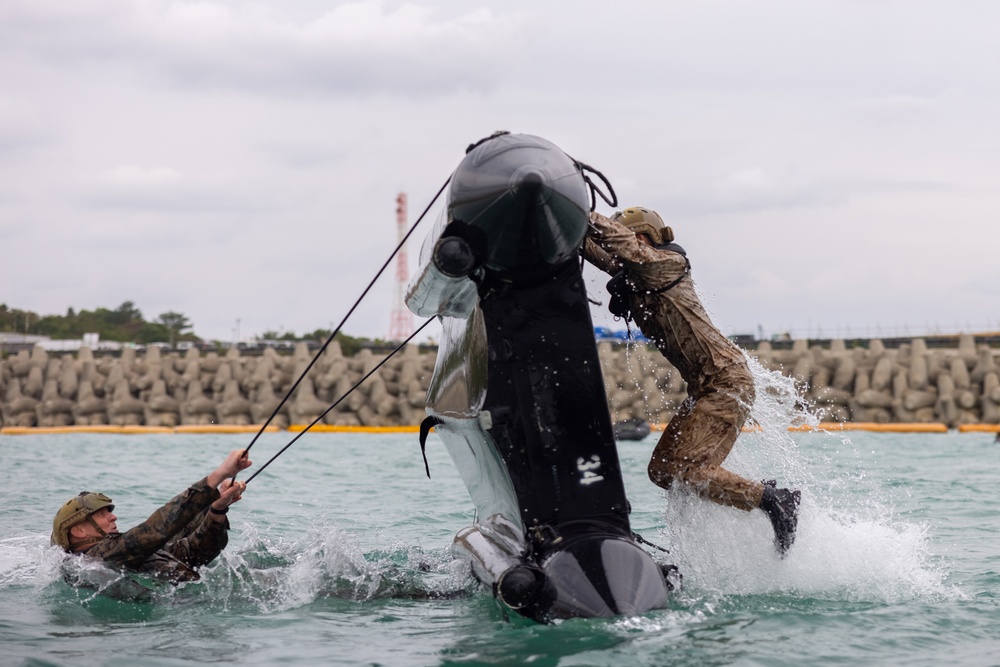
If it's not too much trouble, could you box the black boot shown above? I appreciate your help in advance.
[759,480,801,557]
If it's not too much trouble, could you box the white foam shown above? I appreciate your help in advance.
[0,535,51,586]
[659,487,955,603]
[642,353,958,604]
[198,523,368,611]
[201,522,471,612]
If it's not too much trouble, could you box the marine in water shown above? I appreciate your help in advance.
[51,449,251,583]
[584,207,801,555]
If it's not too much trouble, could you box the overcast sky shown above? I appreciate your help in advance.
[2,0,998,343]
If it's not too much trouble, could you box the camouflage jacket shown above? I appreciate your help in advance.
[584,212,748,395]
[78,477,229,583]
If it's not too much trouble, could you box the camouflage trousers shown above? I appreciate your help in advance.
[648,363,763,511]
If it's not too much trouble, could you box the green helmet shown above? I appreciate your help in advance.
[611,207,674,245]
[51,492,114,551]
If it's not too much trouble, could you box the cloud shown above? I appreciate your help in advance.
[658,167,847,217]
[0,95,53,152]
[845,95,936,122]
[0,0,527,97]
[77,164,254,212]
[254,139,354,170]
[3,0,1000,343]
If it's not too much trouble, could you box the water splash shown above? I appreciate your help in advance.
[630,353,958,604]
[0,536,49,587]
[7,523,472,614]
[198,522,473,613]
[659,486,952,604]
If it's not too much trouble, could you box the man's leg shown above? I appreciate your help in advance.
[648,377,762,511]
[648,364,800,554]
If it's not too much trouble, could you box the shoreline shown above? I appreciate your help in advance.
[3,423,998,435]
[3,333,999,430]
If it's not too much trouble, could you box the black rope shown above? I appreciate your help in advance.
[632,531,670,554]
[235,135,614,481]
[462,132,617,213]
[243,177,514,485]
[466,130,510,154]
[236,177,451,472]
[573,160,618,211]
[244,317,436,484]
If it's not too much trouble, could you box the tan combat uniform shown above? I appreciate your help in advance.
[79,478,229,583]
[584,212,763,511]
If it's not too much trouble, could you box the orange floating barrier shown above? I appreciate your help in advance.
[173,424,281,434]
[119,426,175,434]
[0,425,134,435]
[957,423,1000,433]
[286,424,421,433]
[786,422,948,433]
[0,422,973,435]
[0,424,278,435]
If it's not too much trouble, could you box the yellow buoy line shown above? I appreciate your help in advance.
[785,422,952,433]
[0,425,284,435]
[1,422,997,435]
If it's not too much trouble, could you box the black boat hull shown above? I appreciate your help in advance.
[407,133,671,622]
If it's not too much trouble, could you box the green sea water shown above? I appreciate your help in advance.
[2,423,998,666]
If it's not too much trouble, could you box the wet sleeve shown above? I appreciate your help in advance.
[163,510,229,569]
[582,237,621,276]
[84,477,221,569]
[588,212,688,289]
[588,213,664,266]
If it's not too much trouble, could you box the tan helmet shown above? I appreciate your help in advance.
[611,207,674,245]
[51,492,114,551]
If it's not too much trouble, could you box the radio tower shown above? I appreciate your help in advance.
[388,192,414,341]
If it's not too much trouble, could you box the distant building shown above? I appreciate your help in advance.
[0,332,122,353]
[0,332,49,346]
[728,334,757,348]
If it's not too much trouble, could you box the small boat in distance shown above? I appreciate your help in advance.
[613,418,652,441]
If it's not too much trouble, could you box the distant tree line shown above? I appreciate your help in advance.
[0,301,192,346]
[256,327,378,357]
[0,302,372,354]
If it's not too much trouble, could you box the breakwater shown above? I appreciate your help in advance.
[2,335,999,429]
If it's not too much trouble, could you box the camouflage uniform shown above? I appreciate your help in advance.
[78,478,229,583]
[584,212,763,511]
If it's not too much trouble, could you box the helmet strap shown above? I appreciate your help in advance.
[86,515,108,538]
[67,520,106,551]
[66,516,109,550]
[70,535,105,551]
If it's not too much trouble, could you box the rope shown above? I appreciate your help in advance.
[234,135,615,480]
[244,317,436,484]
[236,176,451,472]
[631,531,670,554]
[461,131,617,213]
[572,160,618,211]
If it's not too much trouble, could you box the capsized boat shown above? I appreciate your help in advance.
[406,132,674,622]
